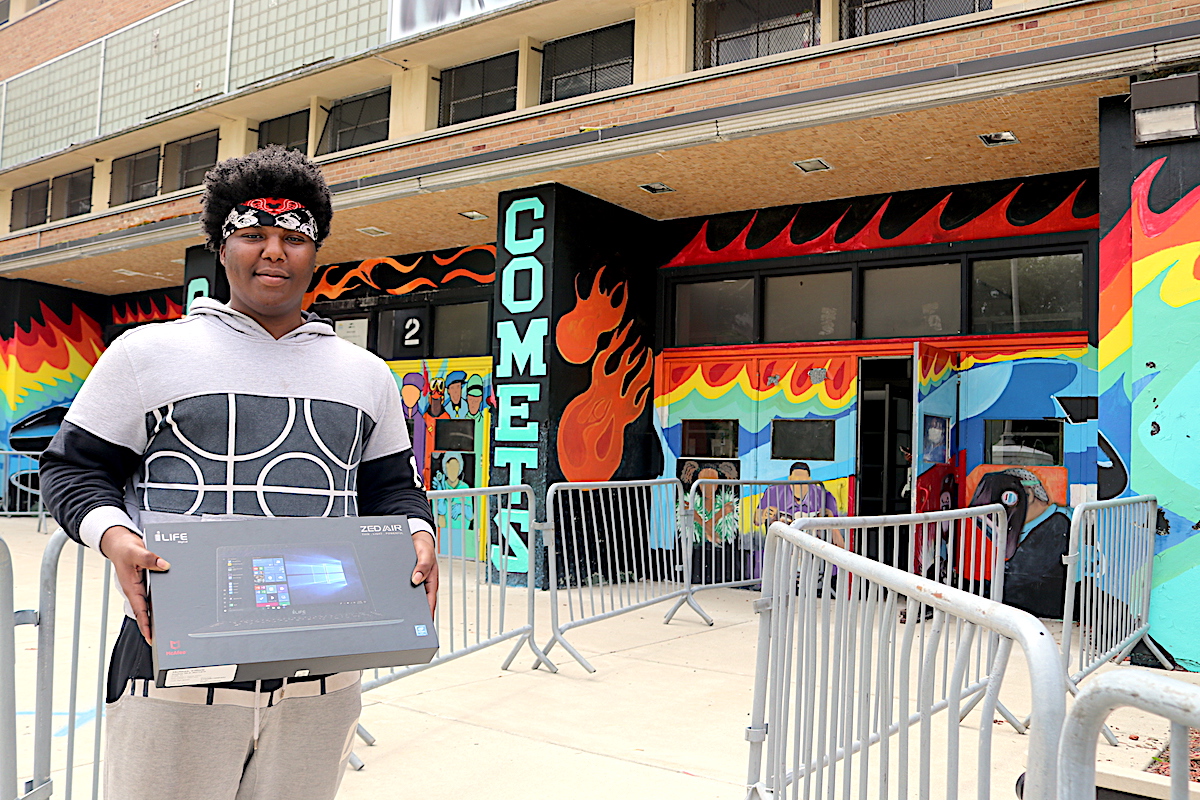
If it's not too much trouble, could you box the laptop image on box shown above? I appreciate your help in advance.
[190,541,403,638]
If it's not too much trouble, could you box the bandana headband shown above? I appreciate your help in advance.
[222,197,318,243]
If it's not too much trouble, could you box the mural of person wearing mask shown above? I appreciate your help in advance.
[465,374,486,418]
[967,468,1069,618]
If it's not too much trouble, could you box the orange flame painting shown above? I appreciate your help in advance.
[555,267,628,364]
[112,296,183,325]
[557,319,653,482]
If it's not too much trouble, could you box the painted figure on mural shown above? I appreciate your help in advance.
[400,373,429,470]
[967,467,1069,618]
[432,450,475,535]
[444,371,468,418]
[754,462,839,524]
[465,374,486,418]
[754,463,845,548]
[428,378,446,418]
[679,460,739,544]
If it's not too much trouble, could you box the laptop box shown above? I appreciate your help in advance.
[145,515,438,687]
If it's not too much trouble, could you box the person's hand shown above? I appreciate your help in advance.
[98,526,169,645]
[411,530,438,617]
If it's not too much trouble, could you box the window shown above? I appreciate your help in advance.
[439,53,518,127]
[675,278,755,346]
[433,301,490,357]
[317,89,390,155]
[259,110,310,152]
[862,262,961,338]
[162,131,219,193]
[681,419,739,458]
[0,1,10,25]
[541,22,634,104]
[840,0,990,39]
[435,419,475,452]
[110,148,160,206]
[771,419,836,461]
[764,271,852,341]
[694,0,818,70]
[985,419,1063,466]
[49,168,93,221]
[10,181,49,230]
[971,253,1085,334]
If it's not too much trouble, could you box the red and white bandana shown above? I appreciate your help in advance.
[222,197,318,242]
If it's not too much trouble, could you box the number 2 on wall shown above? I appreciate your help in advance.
[403,317,421,347]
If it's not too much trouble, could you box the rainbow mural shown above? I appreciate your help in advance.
[1099,157,1200,668]
[1,303,105,452]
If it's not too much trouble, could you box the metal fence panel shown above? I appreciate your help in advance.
[0,452,44,519]
[746,515,1064,800]
[1061,495,1169,684]
[361,484,555,695]
[1059,670,1200,800]
[543,478,706,673]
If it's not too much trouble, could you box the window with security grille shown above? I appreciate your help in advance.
[694,0,818,70]
[50,168,93,221]
[840,0,990,38]
[10,181,49,230]
[110,148,160,207]
[259,110,310,153]
[316,89,391,155]
[439,52,518,127]
[540,22,634,104]
[162,131,219,193]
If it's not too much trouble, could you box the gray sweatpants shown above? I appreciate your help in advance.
[104,674,361,800]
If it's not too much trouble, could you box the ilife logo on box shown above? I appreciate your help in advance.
[153,532,189,544]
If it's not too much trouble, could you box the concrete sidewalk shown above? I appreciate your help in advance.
[0,515,1186,799]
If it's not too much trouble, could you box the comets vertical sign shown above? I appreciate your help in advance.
[491,188,554,584]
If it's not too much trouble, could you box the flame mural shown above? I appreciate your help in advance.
[305,244,496,307]
[664,179,1097,268]
[1,303,105,450]
[1098,155,1200,669]
[112,295,183,325]
[556,271,653,482]
[555,267,627,364]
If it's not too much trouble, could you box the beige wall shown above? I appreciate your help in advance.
[389,66,440,140]
[633,0,692,84]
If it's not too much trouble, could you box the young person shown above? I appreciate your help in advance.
[39,145,437,800]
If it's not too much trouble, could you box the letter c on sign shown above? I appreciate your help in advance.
[503,197,545,255]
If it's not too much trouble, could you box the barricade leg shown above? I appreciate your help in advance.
[661,591,714,626]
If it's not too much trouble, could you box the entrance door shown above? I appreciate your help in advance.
[911,342,962,577]
[911,341,961,515]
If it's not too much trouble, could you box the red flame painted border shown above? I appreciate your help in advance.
[664,182,1097,268]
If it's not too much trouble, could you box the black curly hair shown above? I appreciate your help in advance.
[200,145,333,251]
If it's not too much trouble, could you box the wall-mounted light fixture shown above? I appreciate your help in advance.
[1131,73,1200,145]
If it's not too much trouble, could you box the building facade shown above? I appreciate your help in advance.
[2,0,1200,662]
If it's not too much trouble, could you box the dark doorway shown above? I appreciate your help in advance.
[856,357,913,567]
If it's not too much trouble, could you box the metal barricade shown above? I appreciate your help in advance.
[0,538,18,800]
[0,452,44,522]
[27,529,119,800]
[360,484,556,696]
[661,480,826,624]
[1059,670,1200,800]
[19,486,556,788]
[1061,496,1170,682]
[542,478,704,673]
[746,519,1067,800]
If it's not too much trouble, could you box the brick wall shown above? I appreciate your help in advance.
[4,0,1199,254]
[0,0,177,81]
